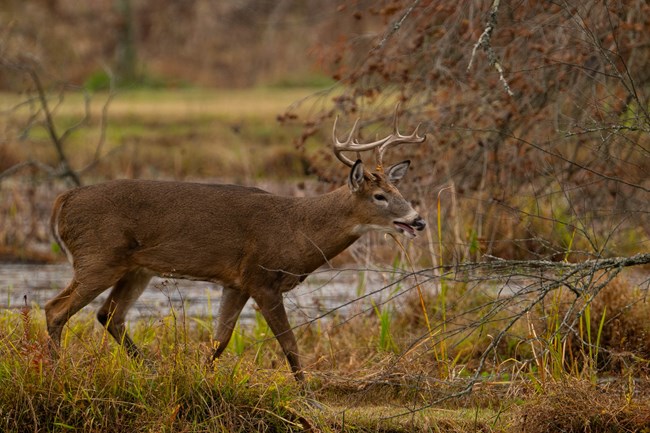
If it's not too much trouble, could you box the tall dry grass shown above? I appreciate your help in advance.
[1,264,649,432]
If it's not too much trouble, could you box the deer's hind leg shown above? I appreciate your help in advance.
[45,267,124,355]
[96,269,152,358]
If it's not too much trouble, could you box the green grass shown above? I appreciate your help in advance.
[0,87,322,181]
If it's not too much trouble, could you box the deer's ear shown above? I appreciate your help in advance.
[348,160,365,192]
[387,160,410,184]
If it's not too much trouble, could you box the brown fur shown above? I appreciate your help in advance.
[45,161,424,381]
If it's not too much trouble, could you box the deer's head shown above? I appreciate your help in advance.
[333,106,427,238]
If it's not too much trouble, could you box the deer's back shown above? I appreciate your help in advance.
[53,180,290,284]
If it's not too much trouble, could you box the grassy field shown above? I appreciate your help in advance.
[0,87,329,182]
[1,276,649,432]
[1,88,649,432]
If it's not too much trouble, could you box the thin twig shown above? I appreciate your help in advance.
[0,160,56,182]
[94,65,116,162]
[371,0,421,53]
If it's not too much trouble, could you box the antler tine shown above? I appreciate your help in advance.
[332,115,358,167]
[392,103,402,135]
[375,106,426,171]
[333,115,391,167]
[332,106,426,170]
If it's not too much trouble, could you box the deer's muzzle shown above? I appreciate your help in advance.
[412,216,426,231]
[394,216,426,238]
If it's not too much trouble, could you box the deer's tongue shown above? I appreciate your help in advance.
[394,222,416,238]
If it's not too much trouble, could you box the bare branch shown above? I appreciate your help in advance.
[27,67,82,186]
[507,133,650,193]
[467,0,514,97]
[59,90,90,144]
[93,66,117,162]
[0,55,91,186]
[367,252,650,417]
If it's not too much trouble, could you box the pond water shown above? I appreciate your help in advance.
[0,263,402,325]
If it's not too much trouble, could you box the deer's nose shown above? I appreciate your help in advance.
[413,216,426,231]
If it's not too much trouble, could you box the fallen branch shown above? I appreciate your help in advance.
[334,253,650,418]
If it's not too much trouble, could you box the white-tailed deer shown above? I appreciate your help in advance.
[45,108,426,381]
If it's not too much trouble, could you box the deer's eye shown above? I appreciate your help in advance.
[373,193,387,202]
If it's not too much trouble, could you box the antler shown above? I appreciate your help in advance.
[332,105,426,171]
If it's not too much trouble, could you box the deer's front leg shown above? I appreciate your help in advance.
[252,288,304,382]
[211,286,250,362]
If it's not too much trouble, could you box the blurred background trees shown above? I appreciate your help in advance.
[290,0,650,262]
[0,0,357,88]
[1,5,649,428]
[0,0,648,262]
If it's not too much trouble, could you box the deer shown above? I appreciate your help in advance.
[44,108,426,382]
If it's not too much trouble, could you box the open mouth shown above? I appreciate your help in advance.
[394,221,417,238]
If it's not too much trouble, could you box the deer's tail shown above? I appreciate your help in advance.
[50,192,74,265]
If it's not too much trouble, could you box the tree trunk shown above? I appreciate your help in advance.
[114,0,138,85]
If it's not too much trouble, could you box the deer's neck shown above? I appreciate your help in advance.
[291,186,362,262]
